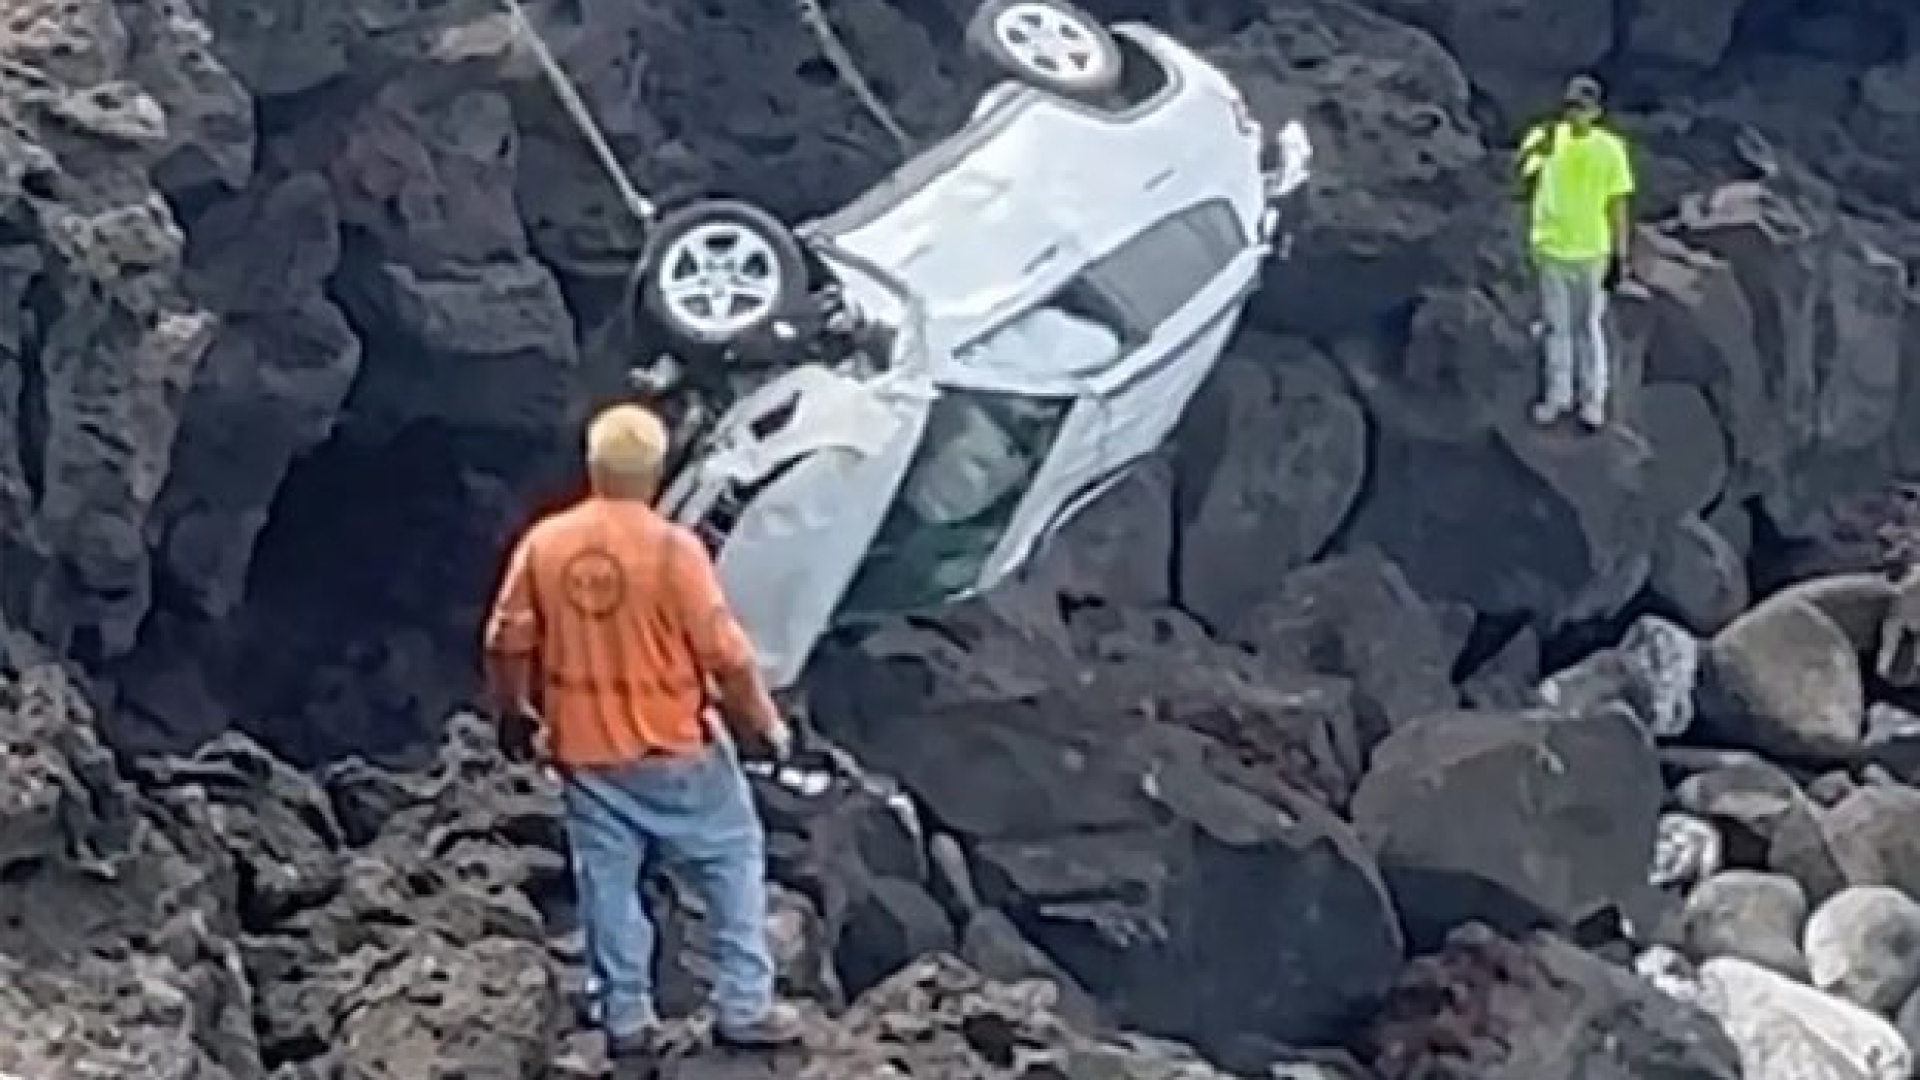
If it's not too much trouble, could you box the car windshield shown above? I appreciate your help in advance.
[838,385,1070,617]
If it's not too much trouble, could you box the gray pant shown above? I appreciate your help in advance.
[1536,254,1609,412]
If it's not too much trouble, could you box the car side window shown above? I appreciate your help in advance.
[1073,198,1248,336]
[837,389,1071,618]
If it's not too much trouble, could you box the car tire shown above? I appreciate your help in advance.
[639,199,809,351]
[965,0,1123,101]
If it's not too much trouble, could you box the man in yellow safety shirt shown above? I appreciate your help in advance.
[1516,74,1635,431]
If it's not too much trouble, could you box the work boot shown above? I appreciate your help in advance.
[715,1002,805,1049]
[1531,400,1565,426]
[1577,400,1605,431]
[605,1019,665,1060]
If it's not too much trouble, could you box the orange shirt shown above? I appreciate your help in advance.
[482,496,757,766]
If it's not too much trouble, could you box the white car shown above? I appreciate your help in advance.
[631,0,1313,689]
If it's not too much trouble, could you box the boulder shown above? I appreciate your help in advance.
[1672,755,1837,893]
[1805,886,1920,1016]
[1700,593,1865,760]
[1793,785,1920,901]
[1680,870,1809,978]
[1539,614,1701,737]
[1650,515,1750,634]
[1862,703,1920,785]
[1697,956,1913,1080]
[1365,926,1741,1080]
[835,876,955,997]
[1174,345,1367,629]
[812,683,1405,1055]
[1351,705,1665,946]
[1341,417,1659,630]
[1229,548,1464,752]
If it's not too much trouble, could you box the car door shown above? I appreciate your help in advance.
[665,365,935,690]
[978,198,1260,588]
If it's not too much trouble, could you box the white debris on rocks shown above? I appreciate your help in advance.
[1652,812,1725,890]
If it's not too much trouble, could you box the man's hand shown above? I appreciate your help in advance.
[1604,251,1627,291]
[739,717,795,762]
[498,704,551,764]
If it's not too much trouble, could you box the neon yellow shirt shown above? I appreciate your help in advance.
[1521,123,1634,262]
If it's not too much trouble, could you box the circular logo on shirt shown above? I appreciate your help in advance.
[561,548,626,617]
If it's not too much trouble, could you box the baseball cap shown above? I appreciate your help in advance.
[1564,75,1604,109]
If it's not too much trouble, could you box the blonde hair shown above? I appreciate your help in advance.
[585,404,668,493]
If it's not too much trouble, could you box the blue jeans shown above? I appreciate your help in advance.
[1536,254,1610,412]
[561,740,774,1035]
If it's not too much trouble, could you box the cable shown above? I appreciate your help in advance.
[794,0,914,155]
[497,0,656,224]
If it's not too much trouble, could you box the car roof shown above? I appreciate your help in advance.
[805,29,1192,337]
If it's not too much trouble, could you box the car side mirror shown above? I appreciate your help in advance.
[1267,120,1313,198]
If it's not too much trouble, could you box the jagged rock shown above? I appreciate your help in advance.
[287,930,559,1077]
[152,170,358,624]
[0,665,259,1076]
[1680,870,1809,978]
[1539,614,1700,737]
[1219,1,1487,334]
[137,731,346,924]
[1697,956,1913,1080]
[1228,548,1464,752]
[1174,344,1367,628]
[1364,925,1742,1080]
[812,681,1404,1056]
[1351,705,1664,947]
[1805,886,1920,1016]
[659,955,1242,1079]
[1700,592,1866,760]
[1071,606,1363,810]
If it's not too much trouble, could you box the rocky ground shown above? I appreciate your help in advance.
[2,0,1920,1076]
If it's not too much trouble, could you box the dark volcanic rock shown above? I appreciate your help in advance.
[812,672,1406,1056]
[1174,341,1367,629]
[1363,925,1742,1080]
[1352,705,1666,947]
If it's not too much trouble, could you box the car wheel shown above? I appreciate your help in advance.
[639,199,809,351]
[966,0,1123,101]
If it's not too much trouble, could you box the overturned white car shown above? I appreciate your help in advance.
[631,0,1313,688]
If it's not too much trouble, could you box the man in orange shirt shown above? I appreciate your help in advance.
[482,403,801,1055]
